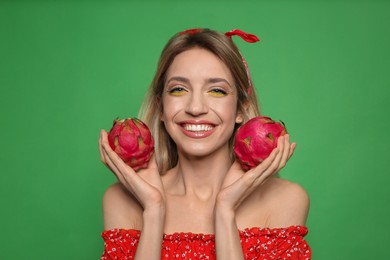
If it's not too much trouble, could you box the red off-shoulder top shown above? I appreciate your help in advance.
[101,225,311,259]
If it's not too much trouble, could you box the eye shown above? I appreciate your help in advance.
[168,86,187,96]
[209,88,228,97]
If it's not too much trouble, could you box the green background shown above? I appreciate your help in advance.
[1,0,389,259]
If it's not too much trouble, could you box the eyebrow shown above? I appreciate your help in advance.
[166,76,232,88]
[166,76,190,85]
[207,78,232,88]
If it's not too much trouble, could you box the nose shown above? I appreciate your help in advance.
[185,92,209,116]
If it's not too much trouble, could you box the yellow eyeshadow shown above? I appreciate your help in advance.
[208,92,226,97]
[208,89,228,97]
[170,92,185,96]
[168,88,186,96]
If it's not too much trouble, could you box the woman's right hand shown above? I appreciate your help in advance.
[98,129,165,213]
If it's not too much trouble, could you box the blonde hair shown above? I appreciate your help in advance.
[139,28,260,174]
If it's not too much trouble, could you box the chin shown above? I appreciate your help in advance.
[178,143,230,159]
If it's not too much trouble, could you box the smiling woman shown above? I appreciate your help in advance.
[161,48,239,157]
[98,28,311,259]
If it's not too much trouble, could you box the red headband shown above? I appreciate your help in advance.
[179,28,260,95]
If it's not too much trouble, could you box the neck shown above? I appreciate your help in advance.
[169,147,233,201]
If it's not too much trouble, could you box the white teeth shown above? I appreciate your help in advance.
[183,124,213,132]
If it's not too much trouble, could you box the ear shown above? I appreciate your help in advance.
[235,112,243,124]
[157,97,164,122]
[236,101,250,124]
[160,110,164,122]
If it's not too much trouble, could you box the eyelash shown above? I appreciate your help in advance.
[209,88,228,96]
[167,87,187,96]
[166,86,228,96]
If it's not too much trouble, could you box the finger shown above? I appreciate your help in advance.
[103,141,148,195]
[288,142,296,160]
[256,146,280,174]
[277,134,291,171]
[99,130,118,172]
[100,140,125,180]
[253,136,285,184]
[99,135,117,173]
[101,134,131,175]
[102,148,124,179]
[101,145,150,203]
[99,130,108,164]
[244,147,280,186]
[270,135,285,169]
[272,135,285,169]
[100,131,134,183]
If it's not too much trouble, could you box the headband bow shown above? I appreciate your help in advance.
[225,29,260,43]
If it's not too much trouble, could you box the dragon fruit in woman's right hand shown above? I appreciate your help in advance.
[108,118,154,171]
[233,116,287,171]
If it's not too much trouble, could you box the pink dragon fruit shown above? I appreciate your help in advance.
[234,116,287,171]
[108,118,154,171]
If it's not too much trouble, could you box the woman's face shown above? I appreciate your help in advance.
[161,47,242,158]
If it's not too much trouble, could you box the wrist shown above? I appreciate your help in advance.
[136,206,165,260]
[143,205,166,220]
[142,208,166,237]
[214,198,235,215]
[214,204,236,225]
[214,204,244,260]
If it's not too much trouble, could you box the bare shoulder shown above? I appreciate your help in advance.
[102,182,143,230]
[263,177,310,227]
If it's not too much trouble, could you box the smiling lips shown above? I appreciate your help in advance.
[180,122,216,138]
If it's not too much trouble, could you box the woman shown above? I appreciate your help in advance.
[99,28,311,259]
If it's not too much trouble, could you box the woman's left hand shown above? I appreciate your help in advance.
[216,134,296,213]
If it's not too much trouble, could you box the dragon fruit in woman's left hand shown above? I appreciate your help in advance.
[233,116,287,171]
[108,118,154,171]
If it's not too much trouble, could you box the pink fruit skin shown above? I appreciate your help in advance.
[108,118,154,171]
[234,116,287,171]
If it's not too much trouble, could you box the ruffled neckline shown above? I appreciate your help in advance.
[102,225,308,242]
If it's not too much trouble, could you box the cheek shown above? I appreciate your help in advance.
[215,98,238,120]
[161,96,182,121]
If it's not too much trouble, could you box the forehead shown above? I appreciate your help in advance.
[166,47,234,84]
